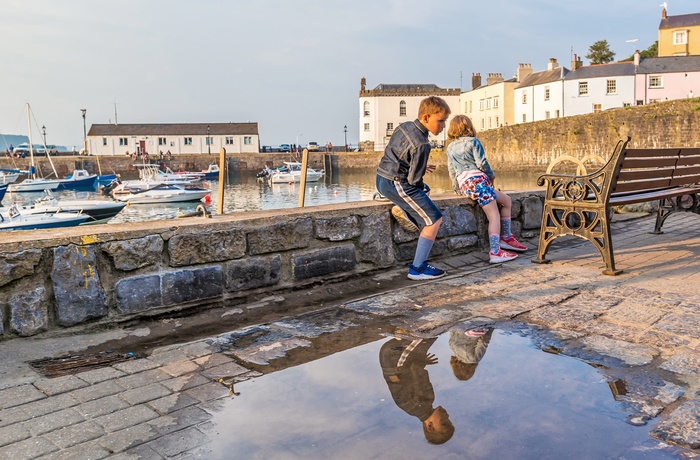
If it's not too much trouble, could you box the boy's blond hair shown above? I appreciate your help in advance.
[447,115,476,139]
[418,96,451,118]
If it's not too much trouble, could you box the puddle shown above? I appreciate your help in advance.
[190,324,691,459]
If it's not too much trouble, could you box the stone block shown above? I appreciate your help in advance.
[316,215,362,241]
[52,245,107,327]
[225,255,281,291]
[293,244,356,280]
[247,218,313,255]
[24,408,85,436]
[511,199,522,219]
[0,249,42,288]
[44,420,105,449]
[0,384,46,410]
[101,235,163,271]
[437,205,478,238]
[9,286,48,336]
[162,266,223,306]
[447,235,479,251]
[115,275,163,314]
[94,405,159,433]
[119,383,171,405]
[396,241,417,261]
[168,229,246,267]
[358,211,395,267]
[521,195,544,229]
[0,437,58,459]
[33,375,89,396]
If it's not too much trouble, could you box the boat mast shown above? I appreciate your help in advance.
[26,103,34,172]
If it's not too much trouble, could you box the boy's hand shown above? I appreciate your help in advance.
[426,164,436,174]
[425,353,438,365]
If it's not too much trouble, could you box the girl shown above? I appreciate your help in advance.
[446,115,527,263]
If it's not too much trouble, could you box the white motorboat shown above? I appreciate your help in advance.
[0,171,21,184]
[112,183,211,204]
[260,162,324,184]
[16,190,127,224]
[135,164,201,184]
[0,205,89,231]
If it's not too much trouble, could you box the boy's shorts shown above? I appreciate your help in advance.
[459,174,497,206]
[376,175,443,227]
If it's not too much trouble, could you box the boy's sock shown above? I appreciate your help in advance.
[500,218,512,239]
[412,237,434,267]
[489,233,501,254]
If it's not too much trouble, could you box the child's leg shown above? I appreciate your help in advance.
[496,192,512,239]
[482,201,501,254]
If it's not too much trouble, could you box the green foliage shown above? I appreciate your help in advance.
[621,41,658,61]
[586,39,616,64]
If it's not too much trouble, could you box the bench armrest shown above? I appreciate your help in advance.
[538,169,607,204]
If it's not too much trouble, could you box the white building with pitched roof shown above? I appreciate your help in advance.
[564,57,636,116]
[514,59,569,124]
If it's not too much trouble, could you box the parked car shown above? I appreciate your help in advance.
[306,141,320,151]
[13,143,57,156]
[279,144,291,152]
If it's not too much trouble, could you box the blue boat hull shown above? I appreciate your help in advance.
[0,184,7,204]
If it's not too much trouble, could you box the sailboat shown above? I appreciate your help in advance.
[8,104,62,193]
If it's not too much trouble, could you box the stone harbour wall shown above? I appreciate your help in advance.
[0,192,544,340]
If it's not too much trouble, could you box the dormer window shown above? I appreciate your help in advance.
[674,30,688,45]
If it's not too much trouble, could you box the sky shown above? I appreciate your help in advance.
[0,0,697,149]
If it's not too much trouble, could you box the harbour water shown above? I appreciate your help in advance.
[2,167,545,224]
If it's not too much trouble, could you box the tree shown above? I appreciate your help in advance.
[621,41,658,61]
[586,39,615,64]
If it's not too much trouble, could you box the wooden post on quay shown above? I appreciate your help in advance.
[217,147,226,215]
[298,148,309,208]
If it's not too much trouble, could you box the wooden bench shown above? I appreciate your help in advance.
[532,136,700,275]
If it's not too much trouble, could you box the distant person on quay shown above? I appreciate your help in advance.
[376,96,450,280]
[446,115,527,263]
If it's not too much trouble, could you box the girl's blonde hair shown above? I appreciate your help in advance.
[447,115,476,139]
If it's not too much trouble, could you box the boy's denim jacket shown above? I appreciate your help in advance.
[446,136,495,184]
[376,120,431,188]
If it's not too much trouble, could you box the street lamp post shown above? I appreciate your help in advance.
[42,125,47,146]
[344,125,347,151]
[80,109,87,155]
[207,125,211,155]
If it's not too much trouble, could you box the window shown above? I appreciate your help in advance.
[464,102,468,113]
[119,137,128,146]
[493,97,499,108]
[649,76,662,88]
[593,104,602,113]
[488,117,492,128]
[205,136,213,145]
[364,123,369,132]
[399,100,406,116]
[545,111,550,119]
[579,81,588,96]
[102,138,107,146]
[606,79,617,94]
[479,99,485,110]
[623,102,631,108]
[636,100,644,106]
[522,92,527,104]
[674,30,688,45]
[495,116,499,127]
[522,114,526,123]
[387,123,393,130]
[555,110,560,118]
[544,86,550,101]
[486,98,492,109]
[158,137,166,146]
[184,137,192,145]
[469,101,472,113]
[244,136,252,145]
[363,101,370,116]
[481,119,485,129]
[225,136,234,145]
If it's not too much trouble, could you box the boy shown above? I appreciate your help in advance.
[376,96,450,280]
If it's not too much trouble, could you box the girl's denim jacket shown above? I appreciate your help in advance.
[376,120,431,188]
[446,137,495,186]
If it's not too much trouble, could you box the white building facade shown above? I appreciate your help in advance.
[86,122,260,156]
[564,61,636,116]
[358,78,460,151]
[514,59,569,124]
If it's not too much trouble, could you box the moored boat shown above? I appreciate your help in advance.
[57,169,98,190]
[16,190,127,224]
[112,183,211,204]
[0,205,89,231]
[258,162,324,184]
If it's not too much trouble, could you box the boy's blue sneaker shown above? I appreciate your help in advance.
[408,262,446,280]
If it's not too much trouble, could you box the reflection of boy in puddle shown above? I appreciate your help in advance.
[449,327,493,381]
[379,336,455,444]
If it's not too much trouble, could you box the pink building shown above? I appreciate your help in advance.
[633,52,700,104]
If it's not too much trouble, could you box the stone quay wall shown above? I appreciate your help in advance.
[0,192,544,340]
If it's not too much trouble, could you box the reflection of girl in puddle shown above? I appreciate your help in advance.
[379,336,455,444]
[449,327,493,381]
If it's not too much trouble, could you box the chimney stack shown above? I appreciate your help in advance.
[516,63,532,82]
[548,58,558,71]
[486,73,504,86]
[571,54,582,70]
[634,50,641,66]
[472,73,482,90]
[662,7,667,19]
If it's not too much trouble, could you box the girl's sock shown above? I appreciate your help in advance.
[500,217,512,239]
[412,237,434,267]
[489,233,500,254]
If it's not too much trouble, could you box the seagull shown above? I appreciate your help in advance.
[626,38,639,43]
[660,2,668,10]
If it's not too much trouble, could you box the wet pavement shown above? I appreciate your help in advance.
[3,211,700,458]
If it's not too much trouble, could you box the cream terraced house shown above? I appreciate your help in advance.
[658,7,700,57]
[358,77,460,151]
[86,122,259,156]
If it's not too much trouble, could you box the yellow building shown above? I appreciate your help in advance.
[658,7,700,57]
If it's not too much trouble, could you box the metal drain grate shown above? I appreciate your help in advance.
[28,351,140,378]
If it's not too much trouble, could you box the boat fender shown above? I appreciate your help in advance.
[196,204,212,218]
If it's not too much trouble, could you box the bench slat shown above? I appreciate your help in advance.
[613,178,672,193]
[679,149,700,156]
[610,186,700,205]
[624,148,681,158]
[673,164,700,176]
[676,155,700,167]
[617,168,674,181]
[670,175,700,186]
[621,157,679,168]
